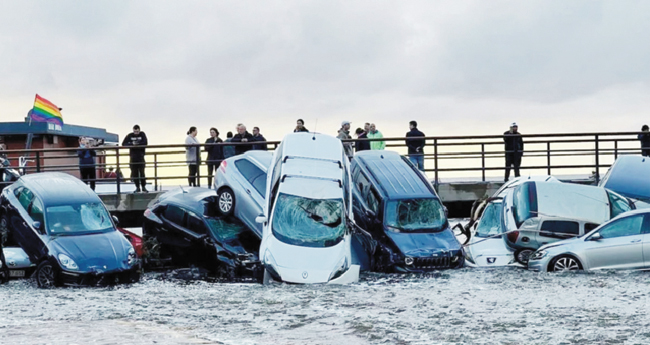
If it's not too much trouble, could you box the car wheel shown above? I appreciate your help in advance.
[550,255,582,272]
[0,215,9,246]
[514,248,535,265]
[217,188,235,216]
[35,261,59,288]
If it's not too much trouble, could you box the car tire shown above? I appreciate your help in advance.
[217,188,235,216]
[549,255,583,272]
[35,260,59,288]
[0,215,9,246]
[514,248,535,265]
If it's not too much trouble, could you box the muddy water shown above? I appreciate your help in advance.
[1,268,650,345]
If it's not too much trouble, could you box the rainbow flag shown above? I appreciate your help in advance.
[30,94,63,125]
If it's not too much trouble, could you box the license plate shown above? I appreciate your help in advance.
[10,270,25,277]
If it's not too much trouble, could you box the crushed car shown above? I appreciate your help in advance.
[599,155,650,207]
[528,208,650,272]
[0,172,140,287]
[502,180,636,265]
[214,150,272,238]
[143,187,262,280]
[0,246,36,282]
[257,132,360,284]
[351,150,464,272]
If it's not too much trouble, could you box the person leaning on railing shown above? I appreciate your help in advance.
[122,124,148,193]
[639,125,650,157]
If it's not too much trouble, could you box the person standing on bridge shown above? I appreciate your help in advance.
[294,119,309,132]
[185,127,201,187]
[504,122,524,182]
[251,127,268,151]
[122,124,148,193]
[638,125,650,157]
[231,124,254,155]
[355,128,370,152]
[368,123,386,150]
[406,120,425,170]
[223,131,236,159]
[205,127,223,188]
[337,121,354,160]
[77,137,97,191]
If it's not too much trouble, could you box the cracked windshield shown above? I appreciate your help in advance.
[475,202,504,237]
[272,193,345,247]
[47,203,113,234]
[385,198,446,232]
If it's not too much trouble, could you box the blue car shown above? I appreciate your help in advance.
[0,172,140,287]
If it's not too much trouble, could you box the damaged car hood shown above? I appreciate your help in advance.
[48,230,131,273]
[385,228,462,257]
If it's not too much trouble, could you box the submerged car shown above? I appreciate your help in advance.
[502,180,635,265]
[351,150,463,272]
[257,132,360,284]
[528,208,650,272]
[464,176,560,267]
[143,187,262,279]
[214,151,272,238]
[599,155,650,206]
[0,172,140,287]
[0,246,36,281]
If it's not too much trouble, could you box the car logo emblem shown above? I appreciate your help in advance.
[487,258,496,264]
[8,260,16,267]
[302,271,308,279]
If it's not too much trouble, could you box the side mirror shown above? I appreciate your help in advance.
[444,206,449,217]
[255,214,267,224]
[589,233,602,241]
[112,215,119,225]
[364,209,376,219]
[32,221,42,231]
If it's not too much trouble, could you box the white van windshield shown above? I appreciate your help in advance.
[272,193,345,248]
[385,198,447,232]
[476,202,504,237]
[47,203,114,235]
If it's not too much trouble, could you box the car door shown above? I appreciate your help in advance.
[158,204,188,249]
[8,187,40,260]
[234,158,265,234]
[582,214,646,270]
[184,210,212,265]
[537,220,580,246]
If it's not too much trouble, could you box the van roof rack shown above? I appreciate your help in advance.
[280,174,342,188]
[282,155,342,169]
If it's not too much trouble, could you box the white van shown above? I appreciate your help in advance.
[256,132,360,284]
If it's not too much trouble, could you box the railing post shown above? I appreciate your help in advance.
[481,143,486,182]
[614,140,618,159]
[434,138,439,188]
[154,153,158,191]
[547,142,551,176]
[594,134,600,184]
[196,144,201,187]
[115,147,121,207]
[36,151,41,173]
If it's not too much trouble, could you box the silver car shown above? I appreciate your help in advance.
[528,208,650,272]
[214,151,272,238]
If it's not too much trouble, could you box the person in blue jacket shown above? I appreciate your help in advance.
[77,137,97,191]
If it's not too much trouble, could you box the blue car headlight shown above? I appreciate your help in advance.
[58,254,78,270]
[127,247,136,266]
[529,250,547,261]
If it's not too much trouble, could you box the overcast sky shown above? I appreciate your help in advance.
[1,1,649,144]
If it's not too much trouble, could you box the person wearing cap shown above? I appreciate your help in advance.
[337,121,354,159]
[503,122,524,181]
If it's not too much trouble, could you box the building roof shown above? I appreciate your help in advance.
[0,121,119,143]
[355,150,436,199]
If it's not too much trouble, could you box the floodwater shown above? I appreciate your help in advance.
[2,268,650,345]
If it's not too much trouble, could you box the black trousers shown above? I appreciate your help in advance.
[505,153,522,181]
[206,163,217,188]
[80,166,96,191]
[130,160,146,189]
[188,164,198,187]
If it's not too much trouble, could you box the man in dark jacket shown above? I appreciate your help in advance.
[251,127,268,151]
[355,128,370,152]
[405,120,426,170]
[639,125,650,157]
[77,137,97,191]
[122,124,148,193]
[504,122,524,181]
[205,127,224,188]
[231,124,254,155]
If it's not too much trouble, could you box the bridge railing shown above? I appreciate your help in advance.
[0,131,646,200]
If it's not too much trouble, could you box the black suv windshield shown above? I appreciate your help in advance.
[385,198,447,232]
[46,203,114,235]
[476,202,504,238]
[272,193,345,248]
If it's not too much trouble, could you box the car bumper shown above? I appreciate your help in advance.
[59,266,141,286]
[527,258,551,272]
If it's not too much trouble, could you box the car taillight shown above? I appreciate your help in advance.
[219,160,227,173]
[507,231,519,243]
[144,208,152,217]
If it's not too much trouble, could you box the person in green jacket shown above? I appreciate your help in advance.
[367,123,385,150]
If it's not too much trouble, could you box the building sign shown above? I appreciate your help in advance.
[47,123,62,131]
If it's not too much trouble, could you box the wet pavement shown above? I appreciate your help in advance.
[1,268,650,345]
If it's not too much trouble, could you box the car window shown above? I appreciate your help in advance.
[29,197,45,224]
[186,212,208,235]
[235,159,264,183]
[598,215,644,239]
[584,223,600,233]
[607,191,632,218]
[512,182,536,227]
[540,221,579,235]
[251,175,266,196]
[163,205,185,226]
[367,188,380,213]
[47,203,113,234]
[18,188,34,210]
[356,171,371,196]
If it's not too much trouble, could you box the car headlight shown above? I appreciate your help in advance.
[58,254,78,270]
[127,247,136,266]
[529,250,547,261]
[329,256,349,281]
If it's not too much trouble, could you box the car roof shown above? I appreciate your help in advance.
[599,155,650,201]
[279,132,344,162]
[354,150,435,199]
[18,172,101,206]
[228,150,273,171]
[156,187,217,213]
[531,181,610,223]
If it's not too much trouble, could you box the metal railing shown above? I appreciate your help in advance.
[1,131,647,199]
